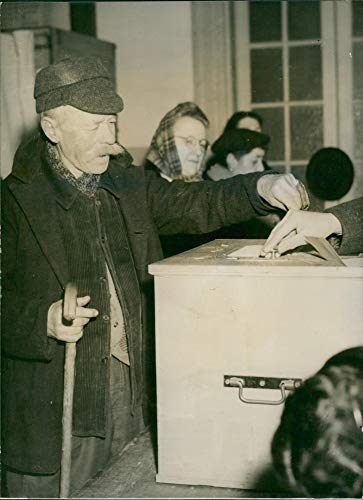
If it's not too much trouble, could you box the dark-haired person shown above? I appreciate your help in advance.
[224,110,263,133]
[204,128,270,181]
[2,56,309,498]
[204,128,282,238]
[272,346,363,497]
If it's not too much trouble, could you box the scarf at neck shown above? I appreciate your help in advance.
[46,142,101,198]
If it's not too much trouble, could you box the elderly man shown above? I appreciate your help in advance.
[2,56,309,498]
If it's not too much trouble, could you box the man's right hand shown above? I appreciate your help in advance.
[257,173,310,211]
[47,295,99,342]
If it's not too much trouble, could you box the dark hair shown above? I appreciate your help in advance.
[206,128,270,171]
[224,111,263,132]
[306,147,354,201]
[206,149,248,170]
[272,357,363,497]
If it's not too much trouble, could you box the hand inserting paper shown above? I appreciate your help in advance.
[257,174,310,211]
[260,210,342,257]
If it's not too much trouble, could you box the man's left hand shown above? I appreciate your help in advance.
[257,173,309,211]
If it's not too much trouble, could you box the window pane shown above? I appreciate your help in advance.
[249,1,282,42]
[290,106,323,161]
[251,49,283,102]
[288,1,321,40]
[353,42,363,100]
[268,164,286,173]
[354,101,363,160]
[289,46,322,101]
[255,107,284,162]
[353,0,363,37]
[291,166,324,211]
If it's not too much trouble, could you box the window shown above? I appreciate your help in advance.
[352,0,363,162]
[234,0,363,205]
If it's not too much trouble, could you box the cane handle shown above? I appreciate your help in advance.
[63,282,78,321]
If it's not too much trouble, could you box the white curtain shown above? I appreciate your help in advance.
[1,30,38,179]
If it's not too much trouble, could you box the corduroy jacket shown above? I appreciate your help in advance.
[2,132,274,474]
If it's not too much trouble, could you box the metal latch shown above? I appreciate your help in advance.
[224,375,302,406]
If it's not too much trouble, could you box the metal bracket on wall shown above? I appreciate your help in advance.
[224,375,302,406]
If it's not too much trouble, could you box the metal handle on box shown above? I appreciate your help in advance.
[224,375,302,406]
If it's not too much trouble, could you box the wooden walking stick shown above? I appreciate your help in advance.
[60,282,78,498]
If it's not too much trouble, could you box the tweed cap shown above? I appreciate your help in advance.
[34,56,123,114]
[212,128,270,157]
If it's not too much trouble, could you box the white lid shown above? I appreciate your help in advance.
[149,239,363,278]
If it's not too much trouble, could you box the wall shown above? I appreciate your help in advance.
[0,2,70,178]
[97,1,194,163]
[0,2,70,31]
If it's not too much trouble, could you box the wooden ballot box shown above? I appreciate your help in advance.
[148,240,363,491]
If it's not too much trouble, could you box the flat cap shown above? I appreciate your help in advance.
[34,56,123,114]
[212,128,270,157]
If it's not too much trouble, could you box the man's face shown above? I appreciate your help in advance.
[173,116,208,181]
[229,147,265,175]
[49,106,117,177]
[237,117,262,133]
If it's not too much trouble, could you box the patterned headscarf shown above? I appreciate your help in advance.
[146,102,209,181]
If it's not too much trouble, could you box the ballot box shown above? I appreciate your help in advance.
[148,239,363,491]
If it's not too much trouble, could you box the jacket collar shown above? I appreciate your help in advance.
[42,150,123,210]
[8,133,135,287]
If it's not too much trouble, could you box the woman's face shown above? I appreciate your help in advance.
[236,116,262,133]
[228,147,265,175]
[173,117,208,181]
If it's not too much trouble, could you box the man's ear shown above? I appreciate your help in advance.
[226,153,238,172]
[40,115,59,144]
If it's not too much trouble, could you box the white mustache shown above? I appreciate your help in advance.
[99,143,124,156]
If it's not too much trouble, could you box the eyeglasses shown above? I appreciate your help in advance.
[174,136,209,150]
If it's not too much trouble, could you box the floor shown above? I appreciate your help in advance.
[74,430,291,499]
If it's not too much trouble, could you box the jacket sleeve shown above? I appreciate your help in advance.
[325,197,363,255]
[2,181,58,361]
[144,169,275,235]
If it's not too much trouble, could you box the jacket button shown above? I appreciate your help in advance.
[101,356,109,364]
[102,314,110,322]
[95,200,101,207]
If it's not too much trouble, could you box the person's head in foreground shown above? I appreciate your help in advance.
[146,102,209,182]
[205,128,270,180]
[224,110,263,133]
[272,347,363,498]
[35,56,124,178]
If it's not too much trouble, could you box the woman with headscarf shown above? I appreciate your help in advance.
[144,101,209,183]
[143,102,211,256]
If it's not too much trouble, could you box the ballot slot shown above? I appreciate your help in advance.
[224,375,302,406]
[225,239,346,266]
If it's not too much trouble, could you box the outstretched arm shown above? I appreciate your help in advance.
[262,197,363,257]
[146,169,309,235]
